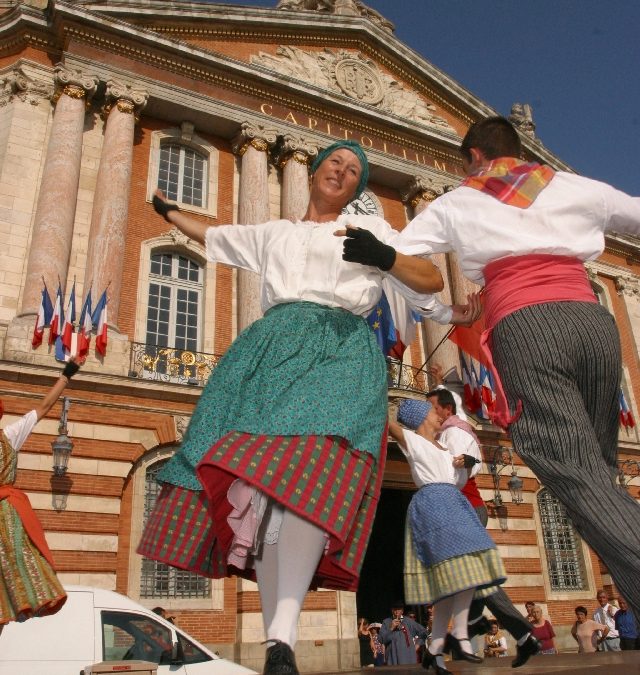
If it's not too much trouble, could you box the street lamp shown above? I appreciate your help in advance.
[489,446,524,506]
[51,397,73,477]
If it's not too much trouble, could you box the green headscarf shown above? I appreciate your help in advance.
[311,139,369,198]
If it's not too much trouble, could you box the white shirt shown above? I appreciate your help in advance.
[2,410,38,452]
[439,424,482,479]
[392,172,640,285]
[399,430,468,489]
[205,214,451,321]
[593,603,619,638]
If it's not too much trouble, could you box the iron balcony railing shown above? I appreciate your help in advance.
[129,342,221,386]
[129,343,431,393]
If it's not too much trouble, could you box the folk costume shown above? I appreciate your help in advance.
[1,412,66,626]
[394,154,640,625]
[137,206,442,634]
[397,400,505,609]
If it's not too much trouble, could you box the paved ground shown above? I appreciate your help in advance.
[327,650,640,674]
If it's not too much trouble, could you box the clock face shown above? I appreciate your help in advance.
[342,190,383,217]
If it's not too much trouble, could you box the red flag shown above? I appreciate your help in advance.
[92,290,108,356]
[448,315,489,367]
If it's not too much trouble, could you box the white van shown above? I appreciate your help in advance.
[0,585,257,675]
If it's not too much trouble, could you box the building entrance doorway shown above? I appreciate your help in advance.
[356,488,416,624]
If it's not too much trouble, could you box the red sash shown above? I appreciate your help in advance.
[481,254,597,429]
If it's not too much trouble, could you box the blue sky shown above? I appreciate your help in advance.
[213,0,639,195]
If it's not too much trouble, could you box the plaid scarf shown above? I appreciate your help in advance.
[462,157,555,208]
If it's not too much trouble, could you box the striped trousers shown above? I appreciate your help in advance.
[492,302,640,625]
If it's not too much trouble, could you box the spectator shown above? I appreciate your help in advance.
[529,605,557,655]
[152,606,175,624]
[572,606,609,653]
[483,621,508,658]
[379,601,426,665]
[615,597,639,651]
[407,612,425,663]
[524,601,536,623]
[358,618,375,667]
[593,590,621,651]
[368,623,385,667]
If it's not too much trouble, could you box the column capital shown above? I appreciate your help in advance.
[52,64,99,106]
[401,175,449,208]
[616,275,640,298]
[101,79,149,121]
[232,121,278,157]
[274,133,319,168]
[0,66,54,107]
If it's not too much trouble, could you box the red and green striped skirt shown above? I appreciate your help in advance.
[138,302,389,591]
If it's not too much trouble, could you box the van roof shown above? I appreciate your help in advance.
[63,585,162,613]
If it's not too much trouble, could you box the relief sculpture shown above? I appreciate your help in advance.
[251,46,454,132]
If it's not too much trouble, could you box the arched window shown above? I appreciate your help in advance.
[537,488,587,591]
[146,252,203,352]
[139,459,210,599]
[158,143,207,208]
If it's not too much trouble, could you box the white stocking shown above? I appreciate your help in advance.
[450,588,475,653]
[429,595,454,655]
[256,508,326,648]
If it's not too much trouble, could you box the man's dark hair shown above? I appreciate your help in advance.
[460,116,522,163]
[575,605,588,615]
[426,388,456,415]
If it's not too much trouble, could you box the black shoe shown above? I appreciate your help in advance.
[468,615,493,638]
[263,640,299,675]
[512,635,540,668]
[444,633,483,663]
[422,649,452,675]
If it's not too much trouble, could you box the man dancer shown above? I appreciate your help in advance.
[426,387,539,667]
[341,116,640,624]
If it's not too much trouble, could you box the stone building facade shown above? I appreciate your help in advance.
[0,0,639,670]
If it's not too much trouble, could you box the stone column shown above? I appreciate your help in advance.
[275,133,318,222]
[83,80,148,330]
[402,176,459,382]
[232,122,278,331]
[21,65,98,315]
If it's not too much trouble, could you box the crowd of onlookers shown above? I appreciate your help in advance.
[358,590,639,667]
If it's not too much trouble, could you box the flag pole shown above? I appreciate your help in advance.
[416,325,456,373]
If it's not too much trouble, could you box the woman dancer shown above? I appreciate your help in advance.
[1,359,80,634]
[138,140,448,675]
[390,399,506,675]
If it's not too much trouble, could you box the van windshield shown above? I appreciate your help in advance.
[101,610,174,664]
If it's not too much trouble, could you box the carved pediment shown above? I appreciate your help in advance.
[251,46,453,132]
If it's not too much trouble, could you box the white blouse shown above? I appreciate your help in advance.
[2,410,38,452]
[399,429,468,489]
[205,214,446,319]
[392,172,640,285]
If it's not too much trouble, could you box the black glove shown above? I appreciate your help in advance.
[462,454,480,468]
[62,360,80,380]
[342,227,397,271]
[153,194,180,222]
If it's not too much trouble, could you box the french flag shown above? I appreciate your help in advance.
[32,284,53,348]
[619,389,636,429]
[49,284,64,346]
[92,290,108,356]
[77,289,93,358]
[479,364,496,417]
[61,281,77,353]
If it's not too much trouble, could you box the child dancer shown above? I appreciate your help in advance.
[390,399,506,674]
